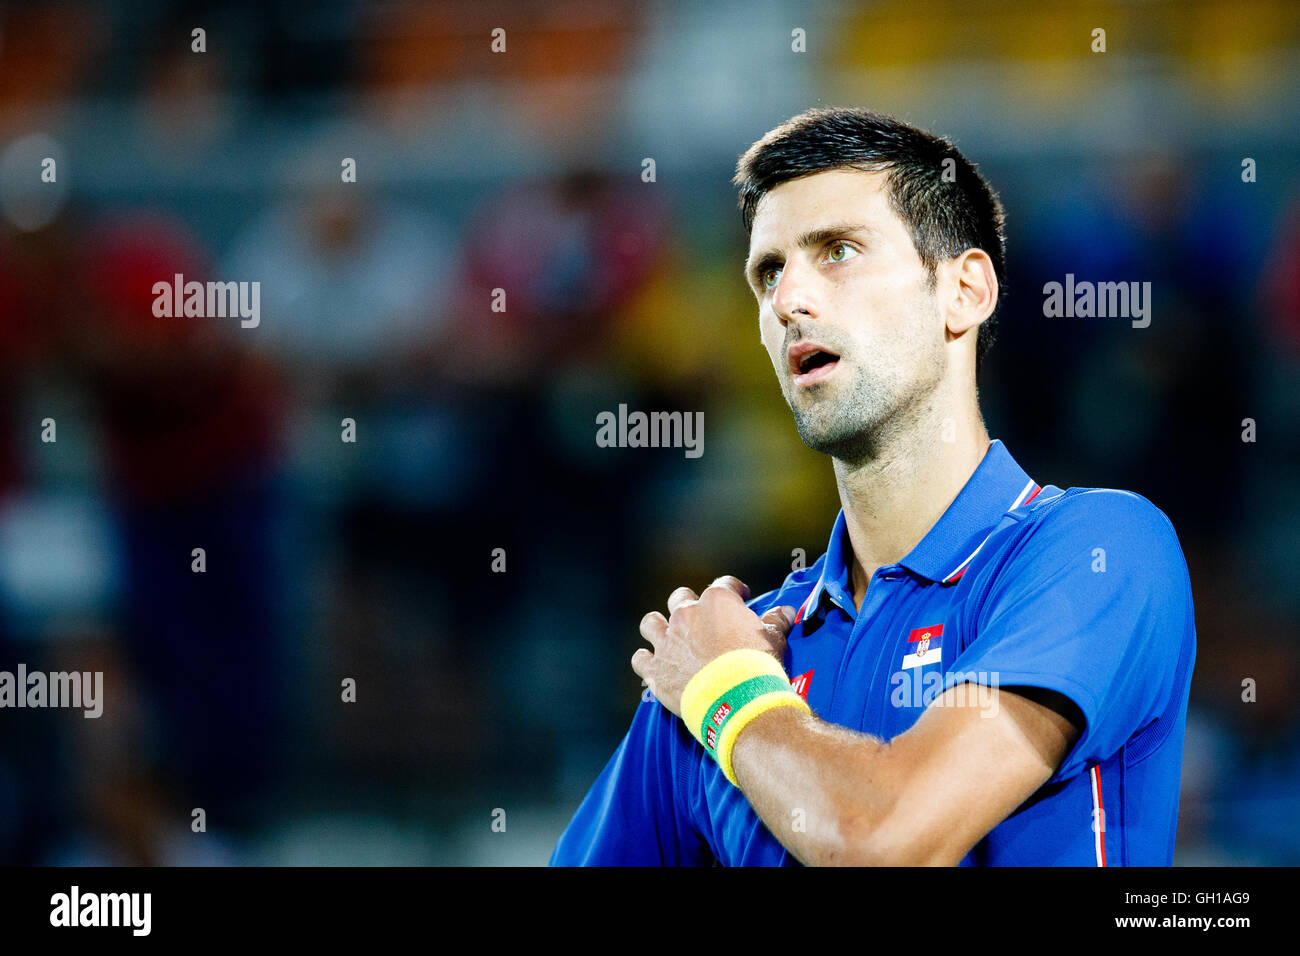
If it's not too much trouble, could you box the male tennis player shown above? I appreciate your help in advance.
[550,108,1196,866]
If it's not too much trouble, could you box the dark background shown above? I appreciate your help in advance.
[0,0,1297,864]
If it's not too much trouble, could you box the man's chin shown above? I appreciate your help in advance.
[790,401,882,461]
[793,417,856,456]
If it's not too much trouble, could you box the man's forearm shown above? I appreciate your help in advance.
[729,704,898,866]
[632,579,1076,867]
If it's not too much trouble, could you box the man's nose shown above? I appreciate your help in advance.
[772,259,816,326]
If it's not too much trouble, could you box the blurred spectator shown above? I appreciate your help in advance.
[66,212,289,847]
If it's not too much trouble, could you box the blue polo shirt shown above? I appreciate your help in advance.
[550,439,1197,866]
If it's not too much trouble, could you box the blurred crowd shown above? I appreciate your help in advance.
[0,0,1298,864]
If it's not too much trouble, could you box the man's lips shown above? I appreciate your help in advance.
[788,340,841,388]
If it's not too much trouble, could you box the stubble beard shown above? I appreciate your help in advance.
[787,324,945,467]
[789,361,901,465]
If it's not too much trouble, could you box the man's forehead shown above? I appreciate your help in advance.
[748,167,894,248]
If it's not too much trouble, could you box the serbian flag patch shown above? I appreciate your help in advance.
[902,624,944,670]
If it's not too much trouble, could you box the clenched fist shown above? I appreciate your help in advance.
[631,575,798,718]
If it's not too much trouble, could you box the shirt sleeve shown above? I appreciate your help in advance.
[549,693,714,866]
[949,489,1196,784]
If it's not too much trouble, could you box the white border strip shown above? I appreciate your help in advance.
[1090,764,1107,867]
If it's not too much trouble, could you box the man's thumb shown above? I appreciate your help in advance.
[760,604,798,638]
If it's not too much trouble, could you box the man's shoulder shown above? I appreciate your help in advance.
[1011,485,1183,551]
[985,484,1191,596]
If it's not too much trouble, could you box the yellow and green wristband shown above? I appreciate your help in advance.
[680,648,812,787]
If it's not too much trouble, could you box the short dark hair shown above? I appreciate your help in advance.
[733,107,1006,372]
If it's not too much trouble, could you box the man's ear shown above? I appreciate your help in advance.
[941,248,998,337]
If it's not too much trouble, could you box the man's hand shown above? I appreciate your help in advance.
[631,576,798,719]
[629,582,1083,866]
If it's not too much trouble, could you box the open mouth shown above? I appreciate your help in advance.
[789,344,841,387]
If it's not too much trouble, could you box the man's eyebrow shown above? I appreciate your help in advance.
[743,222,876,287]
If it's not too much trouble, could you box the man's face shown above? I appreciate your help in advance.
[745,168,947,461]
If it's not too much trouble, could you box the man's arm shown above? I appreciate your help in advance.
[632,494,1191,867]
[550,693,715,866]
[632,577,1081,866]
[728,682,1079,866]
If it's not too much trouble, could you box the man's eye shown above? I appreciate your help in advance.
[761,267,782,290]
[827,241,859,263]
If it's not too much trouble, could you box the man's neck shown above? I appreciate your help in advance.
[833,413,990,610]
